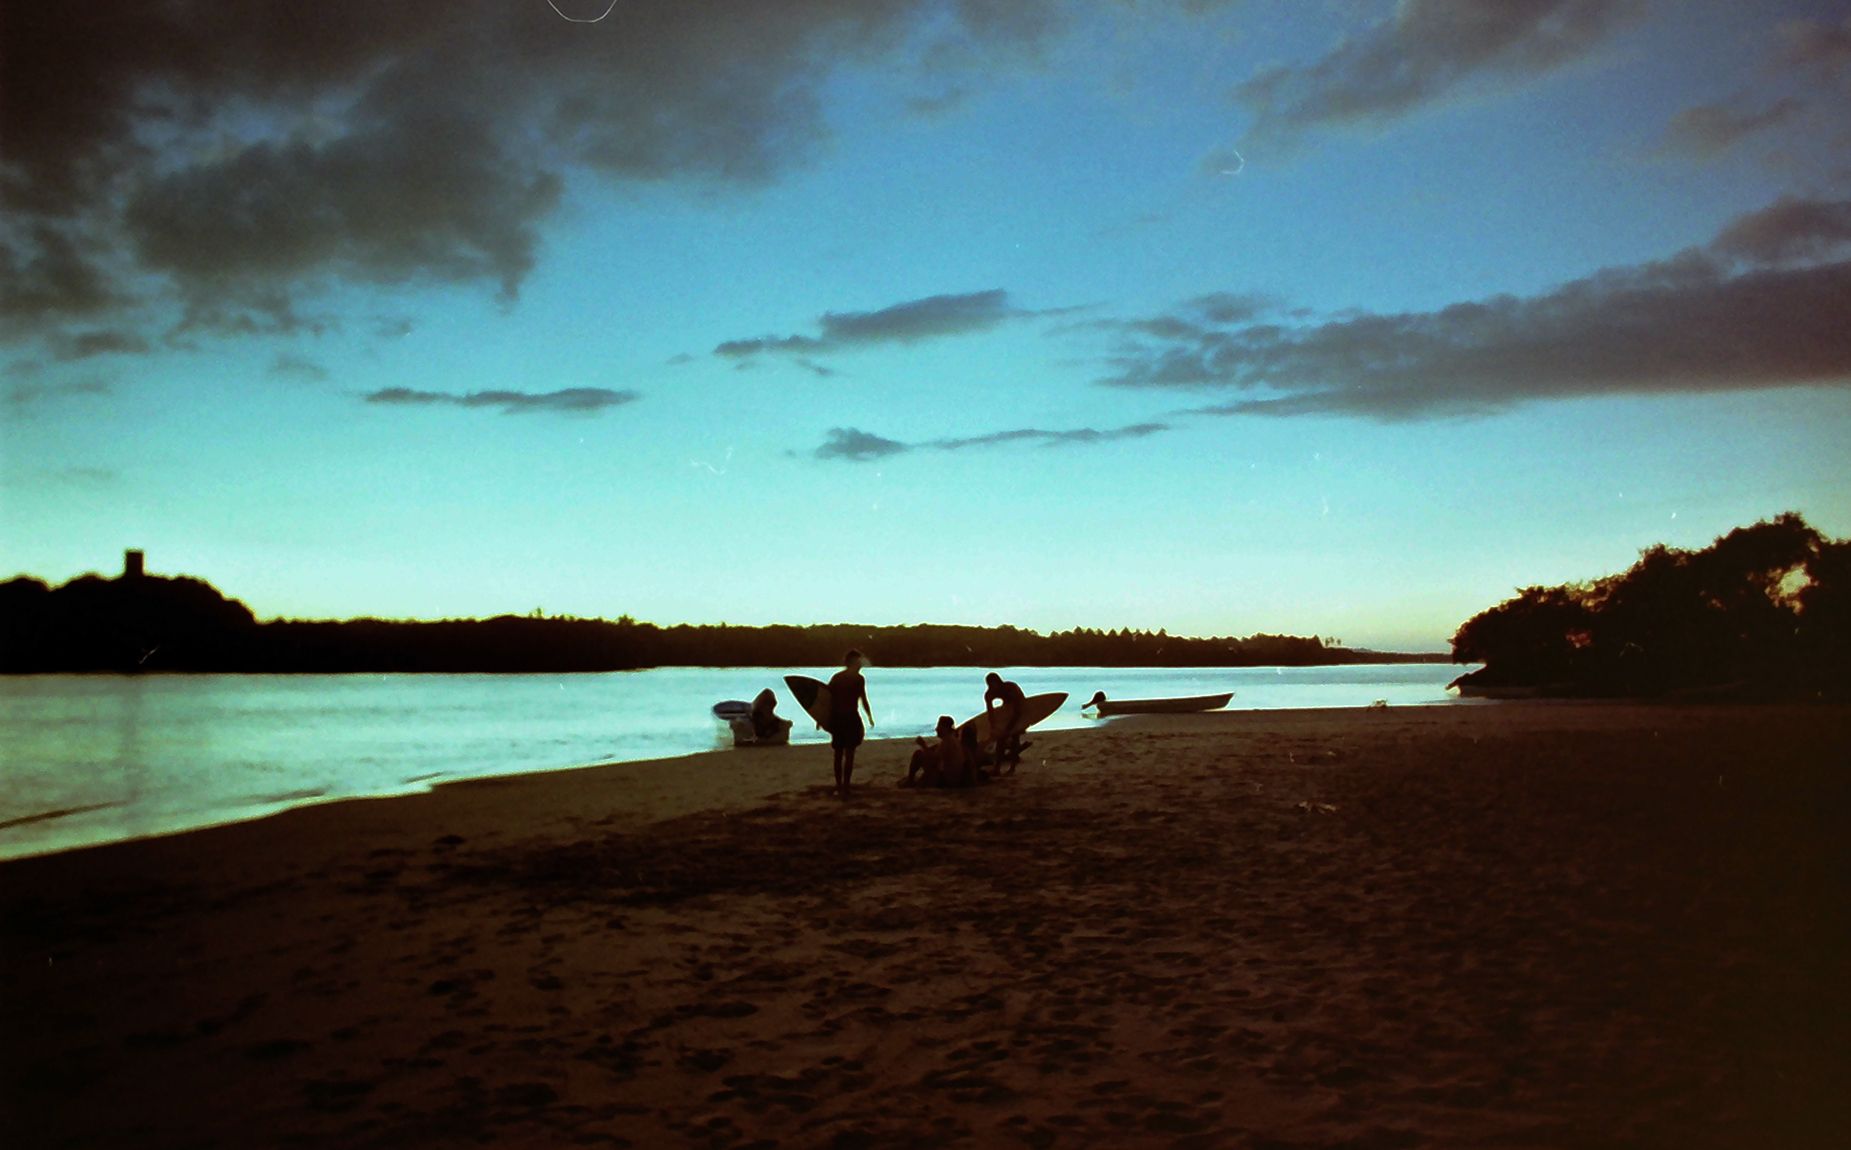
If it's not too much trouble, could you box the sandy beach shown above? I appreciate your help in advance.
[3,702,1848,1149]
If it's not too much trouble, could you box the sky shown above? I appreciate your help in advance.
[3,1,1850,652]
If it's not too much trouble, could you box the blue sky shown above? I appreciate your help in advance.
[4,1,1850,651]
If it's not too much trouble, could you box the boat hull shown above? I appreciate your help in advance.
[1090,692,1233,716]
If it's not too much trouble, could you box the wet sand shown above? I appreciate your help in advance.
[4,702,1848,1149]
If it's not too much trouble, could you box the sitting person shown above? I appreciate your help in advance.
[905,715,972,787]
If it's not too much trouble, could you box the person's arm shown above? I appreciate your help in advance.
[860,682,873,725]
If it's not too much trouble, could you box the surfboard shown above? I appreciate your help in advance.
[783,674,834,732]
[958,691,1067,745]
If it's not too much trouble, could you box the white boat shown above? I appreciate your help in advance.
[712,699,792,746]
[1082,690,1233,716]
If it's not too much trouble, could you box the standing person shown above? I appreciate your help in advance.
[983,671,1026,773]
[827,650,873,795]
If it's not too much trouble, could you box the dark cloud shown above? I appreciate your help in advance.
[269,353,331,383]
[717,289,1056,362]
[811,420,1170,461]
[364,386,640,415]
[823,289,1018,344]
[1657,98,1802,160]
[715,334,827,359]
[0,223,127,333]
[0,2,1076,351]
[814,427,910,461]
[1712,197,1851,265]
[1235,0,1641,147]
[1100,197,1851,421]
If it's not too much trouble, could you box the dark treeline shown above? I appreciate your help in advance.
[1451,512,1850,698]
[1,569,1438,674]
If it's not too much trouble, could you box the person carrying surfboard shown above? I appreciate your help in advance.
[983,671,1026,773]
[827,650,873,795]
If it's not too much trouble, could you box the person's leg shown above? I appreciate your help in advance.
[842,744,857,792]
[833,747,845,792]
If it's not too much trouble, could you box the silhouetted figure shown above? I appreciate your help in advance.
[749,687,782,739]
[984,671,1026,773]
[906,714,973,788]
[827,650,873,794]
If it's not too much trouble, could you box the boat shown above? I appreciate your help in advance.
[1081,690,1232,716]
[712,698,792,746]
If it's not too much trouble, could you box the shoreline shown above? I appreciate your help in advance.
[5,702,1848,1148]
[0,664,1474,863]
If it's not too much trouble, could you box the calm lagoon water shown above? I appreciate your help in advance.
[0,663,1470,860]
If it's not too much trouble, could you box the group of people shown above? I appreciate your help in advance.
[821,650,1026,796]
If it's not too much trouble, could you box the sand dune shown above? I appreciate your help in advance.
[4,703,1848,1148]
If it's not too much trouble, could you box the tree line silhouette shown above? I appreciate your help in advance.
[1450,512,1849,697]
[1,569,1437,674]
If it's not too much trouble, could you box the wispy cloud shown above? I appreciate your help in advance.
[48,328,151,361]
[811,421,1169,462]
[1098,196,1851,420]
[7,376,110,407]
[363,386,640,415]
[1779,15,1851,76]
[1656,97,1803,160]
[1234,0,1641,149]
[269,353,331,383]
[715,289,1052,362]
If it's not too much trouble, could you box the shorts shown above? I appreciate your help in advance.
[831,714,865,749]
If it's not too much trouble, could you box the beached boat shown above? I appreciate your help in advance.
[712,699,792,746]
[1082,691,1232,716]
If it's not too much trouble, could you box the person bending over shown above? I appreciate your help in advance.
[983,671,1026,773]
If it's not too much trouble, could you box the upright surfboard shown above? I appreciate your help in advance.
[783,675,834,732]
[958,692,1067,745]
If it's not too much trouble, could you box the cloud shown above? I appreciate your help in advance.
[1710,197,1851,265]
[0,222,127,333]
[1779,15,1851,76]
[1235,0,1641,147]
[822,289,1020,344]
[269,353,331,383]
[1656,98,1802,160]
[0,2,1077,351]
[811,420,1170,461]
[814,427,910,461]
[363,386,640,415]
[1098,196,1851,420]
[7,376,111,407]
[715,289,1036,362]
[49,328,152,361]
[715,334,827,359]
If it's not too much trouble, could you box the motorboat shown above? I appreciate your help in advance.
[1081,690,1232,716]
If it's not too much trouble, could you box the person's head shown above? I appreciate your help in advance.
[985,671,1002,688]
[936,715,956,737]
[845,649,864,670]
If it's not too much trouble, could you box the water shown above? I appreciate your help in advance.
[0,663,1470,860]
